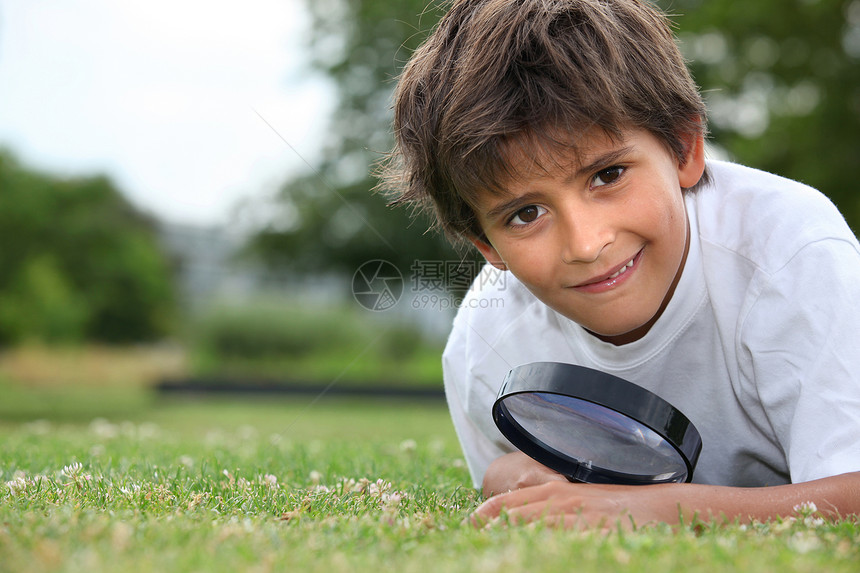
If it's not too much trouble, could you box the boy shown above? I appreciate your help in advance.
[381,0,860,528]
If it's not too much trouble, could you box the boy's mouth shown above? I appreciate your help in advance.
[573,249,643,290]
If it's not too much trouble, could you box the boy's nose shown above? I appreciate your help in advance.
[559,216,613,264]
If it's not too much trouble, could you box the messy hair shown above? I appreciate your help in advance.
[379,0,709,241]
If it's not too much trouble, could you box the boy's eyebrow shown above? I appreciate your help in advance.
[570,145,636,184]
[482,145,636,221]
[484,191,546,221]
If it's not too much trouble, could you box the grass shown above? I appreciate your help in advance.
[2,353,859,572]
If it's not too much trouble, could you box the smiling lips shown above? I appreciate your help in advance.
[573,250,642,291]
[604,258,635,281]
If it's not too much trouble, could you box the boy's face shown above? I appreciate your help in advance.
[471,129,705,345]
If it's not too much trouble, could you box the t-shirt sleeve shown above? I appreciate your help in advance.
[741,238,860,483]
[442,304,510,489]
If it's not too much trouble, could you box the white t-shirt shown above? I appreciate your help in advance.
[442,160,860,489]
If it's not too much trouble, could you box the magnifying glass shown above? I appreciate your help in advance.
[492,362,702,485]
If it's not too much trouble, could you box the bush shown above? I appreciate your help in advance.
[185,299,444,385]
[193,302,360,359]
[0,151,176,344]
[0,256,88,343]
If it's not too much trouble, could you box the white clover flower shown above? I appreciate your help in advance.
[23,419,51,435]
[237,425,257,440]
[381,492,403,508]
[137,422,160,439]
[120,484,141,496]
[62,462,84,478]
[28,474,51,490]
[399,439,417,452]
[308,470,323,485]
[204,430,224,446]
[368,478,392,497]
[789,532,822,554]
[793,501,818,515]
[262,474,278,489]
[89,418,118,439]
[344,478,362,493]
[187,492,209,509]
[6,477,27,495]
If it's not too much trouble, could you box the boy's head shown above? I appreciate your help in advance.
[382,0,709,242]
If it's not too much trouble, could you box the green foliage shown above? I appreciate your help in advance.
[193,302,355,359]
[671,0,860,231]
[0,255,88,343]
[0,151,176,344]
[249,0,860,282]
[246,0,482,289]
[185,299,444,386]
[376,322,426,360]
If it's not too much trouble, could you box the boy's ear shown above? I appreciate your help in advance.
[469,235,508,271]
[677,131,706,189]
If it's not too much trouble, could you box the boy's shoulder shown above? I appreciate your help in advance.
[693,160,857,273]
[454,264,553,342]
[458,264,536,316]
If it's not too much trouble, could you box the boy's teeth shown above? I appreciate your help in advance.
[607,259,634,280]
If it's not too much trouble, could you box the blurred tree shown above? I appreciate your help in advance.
[246,0,481,288]
[672,0,860,231]
[0,151,176,344]
[0,255,88,343]
[249,0,860,282]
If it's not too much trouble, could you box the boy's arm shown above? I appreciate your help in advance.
[473,466,860,530]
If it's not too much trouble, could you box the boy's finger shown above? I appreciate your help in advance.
[469,486,555,524]
[470,493,508,522]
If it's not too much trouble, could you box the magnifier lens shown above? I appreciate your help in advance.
[501,392,688,482]
[492,363,702,485]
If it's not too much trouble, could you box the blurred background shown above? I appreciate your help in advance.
[0,0,858,403]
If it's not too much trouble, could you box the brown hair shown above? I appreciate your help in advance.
[380,0,709,241]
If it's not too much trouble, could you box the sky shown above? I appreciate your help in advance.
[0,0,335,228]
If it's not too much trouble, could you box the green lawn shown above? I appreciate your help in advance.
[2,378,858,572]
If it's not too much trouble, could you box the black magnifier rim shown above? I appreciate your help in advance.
[492,362,702,485]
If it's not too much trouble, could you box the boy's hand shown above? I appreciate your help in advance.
[481,451,568,496]
[471,481,683,531]
[471,471,860,531]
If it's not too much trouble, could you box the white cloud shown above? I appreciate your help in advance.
[0,0,335,226]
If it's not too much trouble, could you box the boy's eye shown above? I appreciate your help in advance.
[509,205,546,226]
[592,166,625,187]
